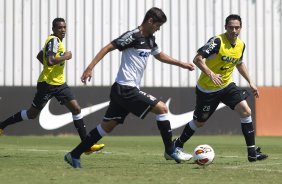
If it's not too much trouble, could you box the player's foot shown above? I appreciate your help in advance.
[64,152,81,168]
[0,129,4,136]
[84,143,105,155]
[164,147,193,163]
[248,147,268,162]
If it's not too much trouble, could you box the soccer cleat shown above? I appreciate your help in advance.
[164,147,193,163]
[0,129,4,136]
[64,152,81,168]
[84,143,105,155]
[248,147,268,162]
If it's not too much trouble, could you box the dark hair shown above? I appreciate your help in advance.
[52,18,65,28]
[225,14,242,27]
[142,7,167,24]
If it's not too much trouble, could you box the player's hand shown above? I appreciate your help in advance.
[64,51,72,60]
[209,72,223,85]
[249,81,259,98]
[81,67,92,84]
[182,63,195,71]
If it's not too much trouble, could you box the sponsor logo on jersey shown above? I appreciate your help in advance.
[121,35,135,47]
[221,55,240,64]
[139,51,150,58]
[205,38,218,54]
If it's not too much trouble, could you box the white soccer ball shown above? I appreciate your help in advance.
[193,144,215,166]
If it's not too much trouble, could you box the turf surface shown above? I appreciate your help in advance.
[0,135,281,184]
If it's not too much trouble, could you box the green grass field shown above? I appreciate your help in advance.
[0,135,281,184]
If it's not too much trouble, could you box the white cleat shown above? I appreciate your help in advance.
[164,147,193,163]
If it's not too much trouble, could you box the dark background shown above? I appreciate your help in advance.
[0,86,255,135]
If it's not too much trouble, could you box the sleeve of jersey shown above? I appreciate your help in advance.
[237,43,245,65]
[111,31,135,51]
[151,38,161,55]
[46,38,59,56]
[197,37,221,58]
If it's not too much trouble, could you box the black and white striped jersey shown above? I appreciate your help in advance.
[111,27,161,88]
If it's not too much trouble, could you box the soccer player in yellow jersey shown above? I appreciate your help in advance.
[174,14,268,162]
[0,18,104,154]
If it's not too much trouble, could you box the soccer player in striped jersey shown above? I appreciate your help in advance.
[0,18,104,154]
[64,7,195,168]
[174,14,268,162]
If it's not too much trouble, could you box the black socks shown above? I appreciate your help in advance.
[175,123,195,148]
[74,119,87,140]
[241,123,256,155]
[157,120,174,154]
[0,111,23,129]
[71,127,102,158]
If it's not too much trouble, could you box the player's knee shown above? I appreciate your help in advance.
[27,111,38,119]
[71,106,81,115]
[101,120,118,133]
[241,107,252,117]
[193,115,208,127]
[154,101,168,114]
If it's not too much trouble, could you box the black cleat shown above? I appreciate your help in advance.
[248,147,268,162]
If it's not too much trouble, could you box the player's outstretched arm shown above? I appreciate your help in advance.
[236,62,259,98]
[81,43,116,84]
[154,52,194,71]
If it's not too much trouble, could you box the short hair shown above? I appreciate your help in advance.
[52,18,65,28]
[142,7,167,24]
[225,14,242,27]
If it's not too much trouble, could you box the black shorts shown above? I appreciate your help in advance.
[104,82,159,124]
[194,82,250,122]
[32,82,75,110]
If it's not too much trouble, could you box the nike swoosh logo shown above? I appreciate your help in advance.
[39,100,109,130]
[166,98,226,130]
[39,98,226,131]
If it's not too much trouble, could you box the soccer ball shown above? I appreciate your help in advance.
[193,144,215,166]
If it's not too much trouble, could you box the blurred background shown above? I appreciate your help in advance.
[0,0,281,136]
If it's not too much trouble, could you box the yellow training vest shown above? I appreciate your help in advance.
[38,35,66,85]
[197,33,245,92]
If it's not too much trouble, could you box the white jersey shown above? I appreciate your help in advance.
[112,28,161,88]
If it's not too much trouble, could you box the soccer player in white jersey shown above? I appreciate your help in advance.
[64,7,195,168]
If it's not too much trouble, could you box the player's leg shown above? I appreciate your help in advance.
[64,99,87,140]
[0,82,49,134]
[109,82,191,163]
[0,106,41,134]
[175,87,219,148]
[151,102,174,154]
[64,119,119,168]
[151,101,193,162]
[60,85,105,153]
[222,83,268,162]
[234,100,268,162]
[64,86,127,168]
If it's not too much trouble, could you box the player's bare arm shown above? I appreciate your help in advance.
[46,51,72,66]
[193,53,223,85]
[36,50,44,64]
[236,62,259,98]
[81,43,116,84]
[154,52,194,71]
